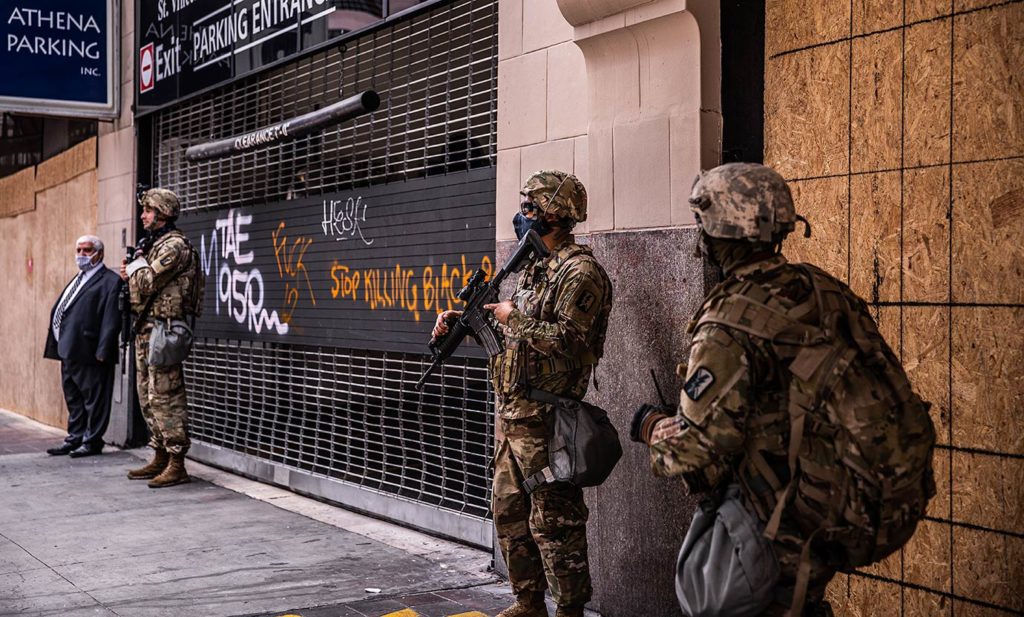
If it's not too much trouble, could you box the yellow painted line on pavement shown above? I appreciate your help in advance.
[378,610,488,617]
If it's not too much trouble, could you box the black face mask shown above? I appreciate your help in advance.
[513,211,552,241]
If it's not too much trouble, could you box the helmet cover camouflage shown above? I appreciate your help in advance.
[689,163,796,243]
[521,170,588,222]
[141,188,181,220]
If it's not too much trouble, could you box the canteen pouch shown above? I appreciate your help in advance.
[147,319,194,367]
[677,484,780,617]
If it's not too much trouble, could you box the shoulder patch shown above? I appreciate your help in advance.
[575,290,596,312]
[683,366,716,401]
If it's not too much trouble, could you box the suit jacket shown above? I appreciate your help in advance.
[44,266,123,365]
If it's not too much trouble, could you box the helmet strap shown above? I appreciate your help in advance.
[547,175,571,211]
[796,214,812,238]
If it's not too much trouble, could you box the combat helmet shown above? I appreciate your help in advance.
[521,170,588,223]
[140,188,181,220]
[689,163,805,243]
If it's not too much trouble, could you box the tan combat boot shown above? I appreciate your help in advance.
[497,590,547,617]
[554,606,584,617]
[148,452,191,488]
[127,448,169,480]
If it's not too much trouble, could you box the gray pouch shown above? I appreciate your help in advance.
[676,484,780,617]
[148,319,194,367]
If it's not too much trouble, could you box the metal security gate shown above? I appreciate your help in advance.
[146,0,498,547]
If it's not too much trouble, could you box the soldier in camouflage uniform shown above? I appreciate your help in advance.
[631,163,934,616]
[119,188,198,488]
[433,171,613,617]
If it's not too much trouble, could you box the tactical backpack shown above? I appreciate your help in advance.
[183,239,205,319]
[693,262,936,611]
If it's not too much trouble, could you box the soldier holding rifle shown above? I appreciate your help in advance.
[431,171,613,617]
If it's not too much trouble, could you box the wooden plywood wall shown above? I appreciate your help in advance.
[0,138,99,429]
[765,0,1023,615]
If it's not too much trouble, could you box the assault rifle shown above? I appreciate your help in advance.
[120,183,148,352]
[415,229,550,390]
[119,245,134,351]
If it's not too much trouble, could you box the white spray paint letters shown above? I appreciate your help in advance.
[321,196,374,246]
[200,208,289,335]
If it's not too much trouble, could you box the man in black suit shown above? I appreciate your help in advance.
[43,235,123,458]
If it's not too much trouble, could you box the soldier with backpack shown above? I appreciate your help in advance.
[119,188,204,488]
[630,163,936,616]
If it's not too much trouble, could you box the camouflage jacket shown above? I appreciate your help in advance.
[128,230,196,321]
[489,239,613,420]
[648,255,815,505]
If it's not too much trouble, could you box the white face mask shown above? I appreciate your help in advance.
[76,255,93,270]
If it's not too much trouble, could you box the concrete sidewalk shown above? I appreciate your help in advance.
[0,409,528,617]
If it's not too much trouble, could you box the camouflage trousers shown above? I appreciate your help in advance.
[134,328,190,455]
[493,414,592,608]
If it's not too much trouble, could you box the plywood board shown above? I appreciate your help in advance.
[952,600,1021,616]
[903,307,950,444]
[766,0,850,57]
[953,451,1024,536]
[952,159,1024,304]
[903,520,953,592]
[785,176,849,281]
[824,574,850,617]
[952,3,1024,161]
[903,167,950,302]
[845,574,902,617]
[955,0,1016,14]
[905,17,952,167]
[951,307,1024,456]
[853,0,902,35]
[952,526,1024,613]
[907,0,949,23]
[0,167,36,218]
[860,542,902,580]
[906,588,952,616]
[850,172,900,302]
[851,31,902,172]
[765,43,850,179]
[34,137,97,192]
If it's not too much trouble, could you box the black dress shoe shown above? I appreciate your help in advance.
[46,443,79,456]
[69,444,103,458]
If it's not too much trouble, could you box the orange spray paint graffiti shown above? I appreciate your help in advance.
[329,255,493,321]
[271,221,316,324]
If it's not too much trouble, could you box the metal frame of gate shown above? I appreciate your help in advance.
[148,0,499,548]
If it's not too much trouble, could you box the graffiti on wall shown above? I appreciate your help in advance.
[328,254,494,323]
[199,208,290,335]
[322,196,374,246]
[178,169,496,354]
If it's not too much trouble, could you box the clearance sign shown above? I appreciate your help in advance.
[0,0,119,118]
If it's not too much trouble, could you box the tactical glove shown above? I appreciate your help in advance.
[630,404,673,444]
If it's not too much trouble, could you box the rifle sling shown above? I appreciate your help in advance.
[523,385,579,407]
[130,240,195,336]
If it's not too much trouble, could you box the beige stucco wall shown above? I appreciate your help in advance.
[498,0,720,241]
[496,1,722,614]
[97,0,138,270]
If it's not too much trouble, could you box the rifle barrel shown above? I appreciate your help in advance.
[415,358,442,391]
